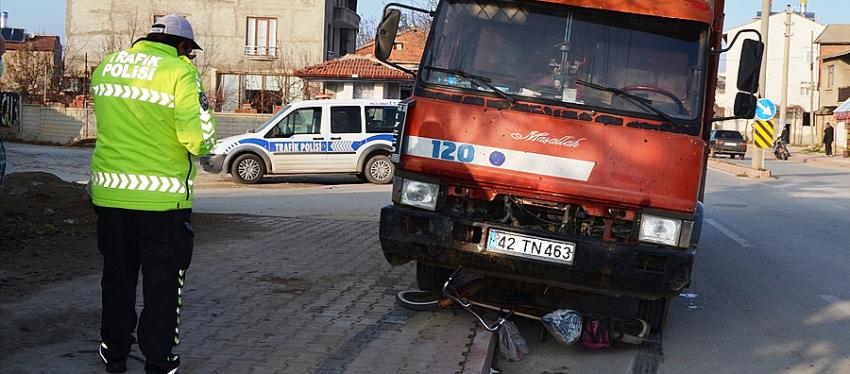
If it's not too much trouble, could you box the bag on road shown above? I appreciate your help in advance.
[498,320,529,361]
[580,315,612,349]
[541,309,583,346]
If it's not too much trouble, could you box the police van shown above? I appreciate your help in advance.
[201,99,399,184]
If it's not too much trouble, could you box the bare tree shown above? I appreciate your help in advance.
[0,44,61,103]
[409,0,438,30]
[264,50,317,106]
[357,16,378,49]
[101,6,148,55]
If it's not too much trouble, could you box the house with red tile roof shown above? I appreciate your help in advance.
[294,28,426,100]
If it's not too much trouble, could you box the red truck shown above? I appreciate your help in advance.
[374,0,762,330]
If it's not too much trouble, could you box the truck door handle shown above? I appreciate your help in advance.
[312,137,325,140]
[330,137,342,140]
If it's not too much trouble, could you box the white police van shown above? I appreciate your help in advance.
[201,99,399,184]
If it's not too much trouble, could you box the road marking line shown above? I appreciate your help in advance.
[835,206,848,211]
[705,218,755,248]
[820,295,850,317]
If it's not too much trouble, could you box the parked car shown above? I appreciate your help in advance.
[201,99,400,184]
[709,130,747,159]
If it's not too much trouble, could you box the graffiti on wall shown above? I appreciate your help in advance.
[1,93,21,130]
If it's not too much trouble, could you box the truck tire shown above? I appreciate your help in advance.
[416,262,453,291]
[231,153,265,184]
[637,297,670,332]
[364,154,394,184]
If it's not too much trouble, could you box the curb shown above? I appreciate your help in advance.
[461,326,497,374]
[802,157,850,169]
[707,159,773,179]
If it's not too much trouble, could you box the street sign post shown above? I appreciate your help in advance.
[752,98,776,170]
[755,98,776,121]
[754,120,776,149]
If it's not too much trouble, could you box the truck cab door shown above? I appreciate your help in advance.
[264,106,327,173]
[325,105,365,172]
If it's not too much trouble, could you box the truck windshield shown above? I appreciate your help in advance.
[421,0,709,130]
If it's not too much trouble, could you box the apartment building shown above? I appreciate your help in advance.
[65,0,360,113]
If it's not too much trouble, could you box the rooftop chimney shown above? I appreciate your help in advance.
[1,12,8,29]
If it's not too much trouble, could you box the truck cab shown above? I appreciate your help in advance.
[375,0,760,331]
[202,99,400,184]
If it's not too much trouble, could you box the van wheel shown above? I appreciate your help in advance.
[364,154,394,184]
[637,297,671,333]
[416,262,454,291]
[231,154,265,184]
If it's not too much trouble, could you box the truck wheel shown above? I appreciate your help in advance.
[416,262,453,291]
[231,154,265,184]
[637,297,670,332]
[364,154,394,184]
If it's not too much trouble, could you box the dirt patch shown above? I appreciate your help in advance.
[0,172,98,303]
[0,172,258,359]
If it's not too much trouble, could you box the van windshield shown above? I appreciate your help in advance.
[421,0,709,132]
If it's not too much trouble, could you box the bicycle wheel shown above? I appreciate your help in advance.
[396,290,442,311]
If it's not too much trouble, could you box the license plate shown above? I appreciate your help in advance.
[724,142,739,146]
[486,229,576,265]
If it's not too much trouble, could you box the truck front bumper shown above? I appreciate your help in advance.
[200,154,225,174]
[379,205,695,299]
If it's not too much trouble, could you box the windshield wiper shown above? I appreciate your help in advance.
[422,66,516,104]
[575,80,685,129]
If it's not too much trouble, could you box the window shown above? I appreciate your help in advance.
[827,65,835,89]
[422,0,709,135]
[246,17,278,58]
[331,106,362,133]
[268,108,322,138]
[216,73,290,113]
[800,81,811,96]
[366,106,398,133]
[353,83,374,99]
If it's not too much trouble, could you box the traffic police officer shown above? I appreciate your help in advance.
[90,14,216,374]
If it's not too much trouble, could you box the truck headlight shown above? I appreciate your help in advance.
[639,214,683,247]
[400,179,439,211]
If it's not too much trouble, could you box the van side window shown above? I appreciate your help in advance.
[268,107,322,138]
[366,106,398,133]
[330,106,363,134]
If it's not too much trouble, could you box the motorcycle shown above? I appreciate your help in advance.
[773,139,790,160]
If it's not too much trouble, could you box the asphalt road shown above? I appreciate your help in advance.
[499,162,850,374]
[4,142,849,373]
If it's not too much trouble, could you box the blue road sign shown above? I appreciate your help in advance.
[755,98,776,121]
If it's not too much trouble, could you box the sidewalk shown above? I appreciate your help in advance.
[786,145,850,169]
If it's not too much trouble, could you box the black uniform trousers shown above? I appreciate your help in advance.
[95,206,193,374]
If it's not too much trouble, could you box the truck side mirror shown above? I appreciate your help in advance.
[712,30,764,122]
[733,92,757,119]
[375,9,402,62]
[737,39,764,94]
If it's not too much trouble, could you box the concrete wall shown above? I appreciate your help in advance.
[65,0,360,76]
[14,104,272,144]
[16,105,97,144]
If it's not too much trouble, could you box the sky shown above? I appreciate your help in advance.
[1,0,848,43]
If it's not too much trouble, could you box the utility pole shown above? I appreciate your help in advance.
[753,0,771,170]
[809,30,816,148]
[778,4,792,149]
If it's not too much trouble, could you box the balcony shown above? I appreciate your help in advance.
[332,5,360,29]
[244,45,278,60]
